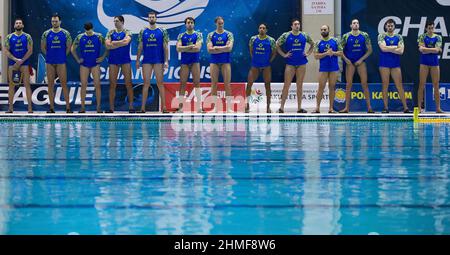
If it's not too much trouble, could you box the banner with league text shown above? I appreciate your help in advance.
[0,83,159,112]
[334,83,414,112]
[425,83,450,111]
[342,0,450,85]
[11,0,300,83]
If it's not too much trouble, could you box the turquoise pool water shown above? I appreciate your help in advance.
[0,120,449,235]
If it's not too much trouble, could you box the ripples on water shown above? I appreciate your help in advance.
[0,121,449,234]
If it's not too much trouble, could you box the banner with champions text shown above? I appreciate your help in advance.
[342,0,450,86]
[11,0,300,84]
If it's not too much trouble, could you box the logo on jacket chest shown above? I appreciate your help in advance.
[291,38,303,47]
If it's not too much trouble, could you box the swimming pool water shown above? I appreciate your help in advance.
[0,120,449,235]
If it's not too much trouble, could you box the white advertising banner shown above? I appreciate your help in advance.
[303,0,334,15]
[248,83,330,113]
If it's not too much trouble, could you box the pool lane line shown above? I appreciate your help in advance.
[0,157,447,162]
[0,112,432,122]
[0,144,449,149]
[0,175,449,181]
[414,107,450,124]
[3,203,450,210]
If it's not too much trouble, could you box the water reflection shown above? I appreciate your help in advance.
[0,121,449,234]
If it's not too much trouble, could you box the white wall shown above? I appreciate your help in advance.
[301,0,338,82]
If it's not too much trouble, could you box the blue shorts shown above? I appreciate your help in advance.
[420,55,439,67]
[379,63,401,69]
[8,59,30,66]
[142,59,164,65]
[286,58,308,67]
[348,58,364,64]
[108,59,131,65]
[320,66,339,72]
[252,63,271,69]
[211,53,231,64]
[81,59,99,68]
[181,53,200,65]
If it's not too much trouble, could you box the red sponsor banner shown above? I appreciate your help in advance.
[164,83,246,112]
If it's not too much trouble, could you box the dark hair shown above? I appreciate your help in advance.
[114,15,125,24]
[14,18,24,24]
[52,13,61,21]
[426,20,435,28]
[259,23,268,30]
[84,22,93,31]
[185,17,195,24]
[385,19,396,27]
[291,18,301,25]
[215,16,224,23]
[148,11,157,17]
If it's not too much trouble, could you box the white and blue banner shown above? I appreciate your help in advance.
[425,83,450,111]
[334,83,415,112]
[0,83,160,112]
